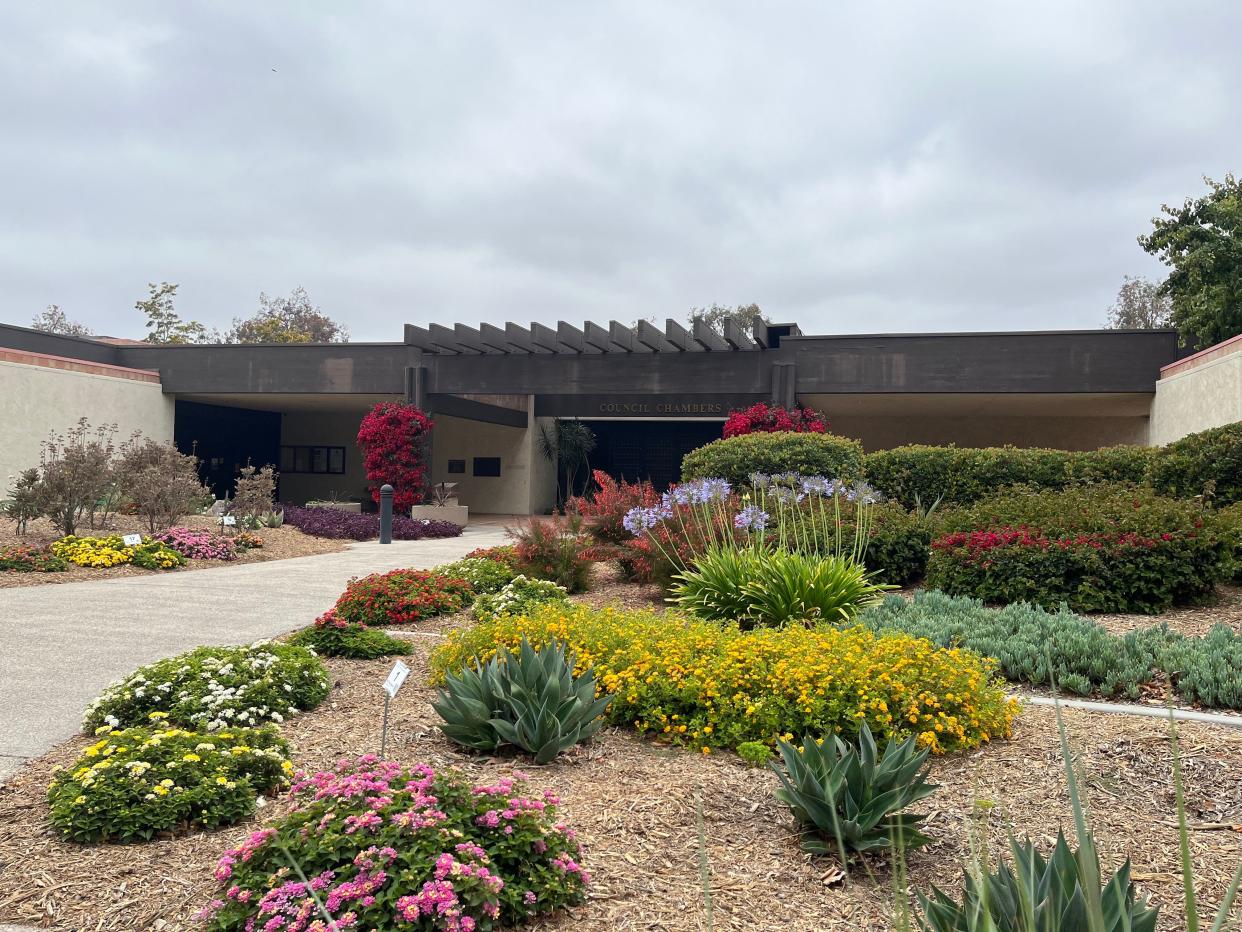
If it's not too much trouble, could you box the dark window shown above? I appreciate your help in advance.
[280,445,346,475]
[447,459,466,474]
[473,456,501,477]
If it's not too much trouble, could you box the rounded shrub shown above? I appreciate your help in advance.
[49,722,291,843]
[287,612,411,659]
[432,602,1019,754]
[51,534,186,570]
[927,484,1225,614]
[84,642,331,731]
[199,758,588,930]
[332,568,474,625]
[472,575,569,618]
[1150,421,1242,505]
[680,432,864,487]
[435,555,516,593]
[863,444,1157,508]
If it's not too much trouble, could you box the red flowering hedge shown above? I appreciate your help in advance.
[927,485,1226,613]
[332,569,473,626]
[722,402,827,438]
[356,402,433,511]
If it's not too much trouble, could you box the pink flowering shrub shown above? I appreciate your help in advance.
[157,526,237,561]
[200,756,588,931]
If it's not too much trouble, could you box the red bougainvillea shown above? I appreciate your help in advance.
[722,402,828,438]
[356,402,433,510]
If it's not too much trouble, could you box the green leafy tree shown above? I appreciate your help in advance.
[31,304,93,337]
[1104,275,1172,329]
[1139,174,1242,348]
[688,302,770,336]
[224,286,348,343]
[136,282,210,344]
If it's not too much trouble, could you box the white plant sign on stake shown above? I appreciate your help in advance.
[122,533,142,547]
[380,659,410,756]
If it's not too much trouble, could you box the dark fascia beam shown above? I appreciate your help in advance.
[664,318,705,352]
[429,323,480,354]
[453,323,489,354]
[479,322,520,354]
[724,318,760,350]
[428,393,528,428]
[583,321,613,352]
[530,322,560,352]
[608,320,652,353]
[636,319,678,352]
[693,319,732,351]
[406,323,452,354]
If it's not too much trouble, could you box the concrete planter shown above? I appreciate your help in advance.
[308,501,362,513]
[410,504,468,526]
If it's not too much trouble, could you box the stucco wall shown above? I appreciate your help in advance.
[1149,352,1242,446]
[279,411,370,505]
[430,414,546,515]
[0,358,174,490]
[829,415,1150,452]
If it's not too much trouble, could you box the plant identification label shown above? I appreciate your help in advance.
[382,660,411,698]
[220,516,237,526]
[122,533,142,546]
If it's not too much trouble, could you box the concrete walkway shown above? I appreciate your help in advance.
[0,525,508,779]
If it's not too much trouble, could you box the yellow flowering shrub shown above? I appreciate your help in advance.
[51,534,185,570]
[47,716,291,842]
[431,604,1019,754]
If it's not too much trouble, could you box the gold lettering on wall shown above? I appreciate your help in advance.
[597,401,725,415]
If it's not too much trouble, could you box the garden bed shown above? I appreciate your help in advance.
[1,632,1240,931]
[0,514,347,589]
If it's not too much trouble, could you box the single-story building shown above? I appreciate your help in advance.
[1,319,1238,514]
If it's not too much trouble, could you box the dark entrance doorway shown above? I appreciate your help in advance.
[175,401,281,499]
[577,419,721,492]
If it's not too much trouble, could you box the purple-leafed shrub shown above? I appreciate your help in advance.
[157,526,238,561]
[392,515,463,540]
[282,504,377,540]
[282,505,463,541]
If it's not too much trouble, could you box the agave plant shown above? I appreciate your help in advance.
[771,724,937,856]
[255,509,285,528]
[432,638,613,764]
[918,832,1159,932]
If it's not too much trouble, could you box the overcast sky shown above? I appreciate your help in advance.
[1,3,1238,341]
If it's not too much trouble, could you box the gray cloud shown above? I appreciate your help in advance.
[1,1,1238,340]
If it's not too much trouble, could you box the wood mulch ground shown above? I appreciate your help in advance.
[0,514,346,589]
[1092,584,1242,638]
[2,599,1242,931]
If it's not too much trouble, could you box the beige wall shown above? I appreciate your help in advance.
[0,358,174,490]
[1150,353,1242,446]
[829,415,1150,452]
[430,414,545,515]
[279,411,370,504]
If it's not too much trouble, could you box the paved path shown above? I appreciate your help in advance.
[0,526,508,779]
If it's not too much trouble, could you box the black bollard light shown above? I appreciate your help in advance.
[379,483,393,544]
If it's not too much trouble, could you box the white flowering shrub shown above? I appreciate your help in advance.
[83,642,330,732]
[434,556,515,594]
[471,575,569,619]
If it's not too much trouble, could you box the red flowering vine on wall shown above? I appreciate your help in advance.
[356,402,433,511]
[721,402,829,438]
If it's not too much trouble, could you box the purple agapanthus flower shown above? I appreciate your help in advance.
[733,505,769,532]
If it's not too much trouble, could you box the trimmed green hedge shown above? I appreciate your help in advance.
[1149,421,1242,505]
[863,444,1156,508]
[926,484,1225,614]
[680,432,864,487]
